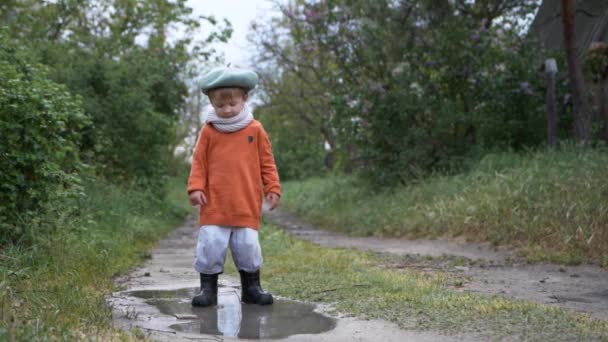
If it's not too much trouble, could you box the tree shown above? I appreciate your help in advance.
[1,0,231,183]
[562,0,591,144]
[254,0,544,185]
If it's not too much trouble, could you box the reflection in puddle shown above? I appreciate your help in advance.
[126,287,336,339]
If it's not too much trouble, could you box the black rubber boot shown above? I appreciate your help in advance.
[192,273,218,307]
[239,270,273,305]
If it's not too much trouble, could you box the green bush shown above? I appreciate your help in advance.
[0,34,89,243]
[42,45,185,186]
[258,105,327,181]
[330,20,547,186]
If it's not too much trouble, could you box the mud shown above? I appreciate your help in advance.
[109,216,478,341]
[265,209,608,320]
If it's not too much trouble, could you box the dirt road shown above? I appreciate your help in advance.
[109,216,480,341]
[265,209,608,321]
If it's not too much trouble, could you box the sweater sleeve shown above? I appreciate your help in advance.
[258,125,281,196]
[187,125,209,194]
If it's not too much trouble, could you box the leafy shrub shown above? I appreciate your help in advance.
[0,34,89,243]
[40,45,185,186]
[257,107,327,181]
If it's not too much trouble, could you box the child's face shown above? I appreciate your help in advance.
[208,88,248,118]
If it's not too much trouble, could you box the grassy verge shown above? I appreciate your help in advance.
[281,147,608,265]
[0,174,190,340]
[258,224,608,341]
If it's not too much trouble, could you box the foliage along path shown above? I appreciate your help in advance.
[265,209,608,321]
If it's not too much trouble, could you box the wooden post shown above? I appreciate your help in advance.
[545,58,559,147]
[601,75,608,142]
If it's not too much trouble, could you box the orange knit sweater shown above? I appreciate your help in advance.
[187,120,281,229]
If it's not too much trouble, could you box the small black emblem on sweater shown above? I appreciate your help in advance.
[248,136,254,143]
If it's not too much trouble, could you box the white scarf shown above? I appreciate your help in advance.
[206,104,254,133]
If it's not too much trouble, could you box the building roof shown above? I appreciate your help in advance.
[529,0,608,56]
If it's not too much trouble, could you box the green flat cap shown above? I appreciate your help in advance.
[199,67,258,94]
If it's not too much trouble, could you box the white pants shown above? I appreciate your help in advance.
[193,225,263,274]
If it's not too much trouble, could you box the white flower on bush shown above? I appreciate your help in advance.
[495,63,506,72]
[391,62,409,76]
[410,82,423,97]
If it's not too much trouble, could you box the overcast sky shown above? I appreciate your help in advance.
[186,0,277,68]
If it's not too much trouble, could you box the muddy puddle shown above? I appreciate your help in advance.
[126,287,336,339]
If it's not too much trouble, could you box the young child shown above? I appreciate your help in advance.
[187,66,280,307]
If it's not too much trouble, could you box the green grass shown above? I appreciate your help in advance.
[281,147,608,265]
[259,224,608,341]
[0,173,191,340]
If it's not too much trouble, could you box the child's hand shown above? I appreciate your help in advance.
[189,190,207,207]
[265,192,280,211]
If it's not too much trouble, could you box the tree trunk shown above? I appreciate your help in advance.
[562,0,591,144]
